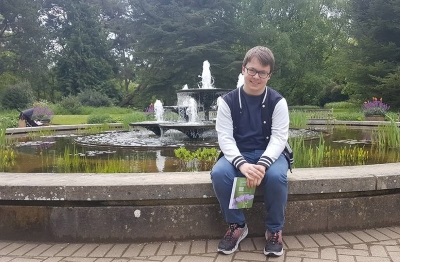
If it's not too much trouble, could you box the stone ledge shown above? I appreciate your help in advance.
[0,163,400,242]
[0,163,399,201]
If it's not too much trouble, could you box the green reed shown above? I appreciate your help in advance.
[76,124,111,135]
[289,135,324,167]
[289,134,372,168]
[333,146,369,166]
[370,119,400,149]
[0,126,16,171]
[174,147,220,171]
[54,146,149,173]
[47,125,400,173]
[289,110,308,128]
[27,128,56,139]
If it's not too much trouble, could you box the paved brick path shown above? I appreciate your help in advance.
[0,226,399,262]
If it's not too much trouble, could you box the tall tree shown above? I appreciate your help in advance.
[0,0,50,99]
[99,0,137,95]
[344,0,400,110]
[47,0,117,99]
[120,0,244,108]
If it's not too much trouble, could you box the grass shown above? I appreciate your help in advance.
[51,114,135,125]
[2,100,401,128]
[51,115,89,125]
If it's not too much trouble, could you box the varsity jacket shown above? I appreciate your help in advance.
[216,85,291,171]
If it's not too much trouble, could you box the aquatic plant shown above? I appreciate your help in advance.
[289,110,308,128]
[362,97,390,116]
[0,127,16,171]
[371,119,400,148]
[174,147,219,171]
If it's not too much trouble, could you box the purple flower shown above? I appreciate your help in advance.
[362,97,390,116]
[32,104,54,121]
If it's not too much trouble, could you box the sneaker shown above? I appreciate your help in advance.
[263,230,284,257]
[217,223,248,254]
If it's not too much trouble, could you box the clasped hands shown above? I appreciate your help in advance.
[239,163,266,188]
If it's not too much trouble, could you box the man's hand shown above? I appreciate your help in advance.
[239,163,266,188]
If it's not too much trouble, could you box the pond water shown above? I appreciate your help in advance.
[6,125,399,173]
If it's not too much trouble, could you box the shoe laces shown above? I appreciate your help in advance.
[267,231,280,245]
[224,223,239,241]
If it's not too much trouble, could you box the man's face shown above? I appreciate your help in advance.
[242,57,271,95]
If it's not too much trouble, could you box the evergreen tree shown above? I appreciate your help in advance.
[52,0,117,100]
[344,0,400,110]
[0,0,50,99]
[121,0,243,108]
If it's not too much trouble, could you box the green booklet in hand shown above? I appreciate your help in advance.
[229,177,256,209]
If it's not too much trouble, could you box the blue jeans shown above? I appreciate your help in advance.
[210,150,289,233]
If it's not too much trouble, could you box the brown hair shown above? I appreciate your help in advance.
[242,46,275,73]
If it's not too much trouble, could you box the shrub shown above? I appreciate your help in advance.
[324,101,359,110]
[87,114,115,124]
[362,97,390,116]
[0,115,18,129]
[32,100,54,121]
[78,89,112,107]
[121,112,149,129]
[58,96,82,114]
[1,82,34,110]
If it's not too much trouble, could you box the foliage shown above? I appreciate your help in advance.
[333,111,364,121]
[121,112,150,129]
[118,0,244,108]
[362,97,390,116]
[50,0,117,98]
[324,101,360,110]
[343,0,400,110]
[0,0,400,110]
[0,0,51,101]
[77,89,112,107]
[174,147,220,171]
[76,106,136,115]
[57,96,83,115]
[32,100,54,121]
[289,133,398,168]
[0,72,20,93]
[289,105,321,110]
[289,135,366,167]
[0,82,34,110]
[55,146,132,173]
[0,126,16,171]
[289,111,308,128]
[371,119,400,149]
[0,110,19,128]
[87,114,115,124]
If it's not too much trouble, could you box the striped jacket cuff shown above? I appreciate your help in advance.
[233,156,247,169]
[257,156,273,170]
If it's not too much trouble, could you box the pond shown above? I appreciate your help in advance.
[5,124,399,173]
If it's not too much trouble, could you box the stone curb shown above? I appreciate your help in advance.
[0,163,399,201]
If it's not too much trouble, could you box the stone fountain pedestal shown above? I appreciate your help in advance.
[131,88,229,139]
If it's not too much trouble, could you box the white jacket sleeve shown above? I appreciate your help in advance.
[215,98,247,168]
[257,98,289,168]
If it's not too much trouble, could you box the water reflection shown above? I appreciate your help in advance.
[8,125,399,173]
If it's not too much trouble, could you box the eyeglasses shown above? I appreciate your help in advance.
[244,66,271,79]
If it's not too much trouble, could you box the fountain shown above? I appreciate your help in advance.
[130,60,230,139]
[129,99,171,137]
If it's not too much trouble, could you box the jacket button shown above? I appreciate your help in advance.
[263,121,266,124]
[266,136,269,139]
[262,105,266,108]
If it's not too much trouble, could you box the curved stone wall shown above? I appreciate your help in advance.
[0,163,399,243]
